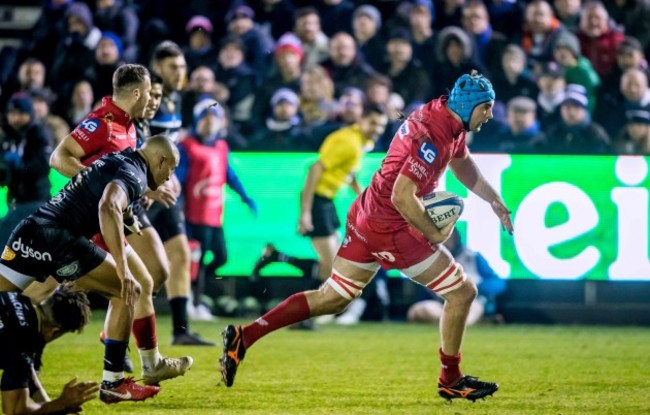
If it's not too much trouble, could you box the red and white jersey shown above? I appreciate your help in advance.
[70,97,137,166]
[357,96,467,229]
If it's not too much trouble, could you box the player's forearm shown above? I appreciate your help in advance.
[23,398,72,414]
[49,151,85,178]
[99,204,128,271]
[451,156,500,204]
[391,189,443,242]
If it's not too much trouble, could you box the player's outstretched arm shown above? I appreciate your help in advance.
[2,378,98,415]
[449,154,513,234]
[392,174,454,244]
[49,135,88,178]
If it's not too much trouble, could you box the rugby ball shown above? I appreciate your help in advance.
[422,191,464,228]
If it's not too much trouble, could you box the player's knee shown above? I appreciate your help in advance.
[135,272,154,296]
[322,269,366,313]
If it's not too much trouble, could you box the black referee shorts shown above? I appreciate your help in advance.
[306,195,340,238]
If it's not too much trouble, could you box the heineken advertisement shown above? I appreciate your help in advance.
[1,154,648,280]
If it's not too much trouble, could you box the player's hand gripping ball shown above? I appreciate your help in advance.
[422,191,464,229]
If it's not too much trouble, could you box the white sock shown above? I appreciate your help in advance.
[139,347,162,372]
[102,370,123,384]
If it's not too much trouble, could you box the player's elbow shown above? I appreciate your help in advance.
[390,187,409,214]
[99,198,122,222]
[48,148,61,171]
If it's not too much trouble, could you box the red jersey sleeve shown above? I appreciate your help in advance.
[453,132,468,159]
[70,117,110,158]
[396,121,436,190]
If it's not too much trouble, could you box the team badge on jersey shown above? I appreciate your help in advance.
[417,142,438,165]
[80,118,100,132]
[398,120,410,140]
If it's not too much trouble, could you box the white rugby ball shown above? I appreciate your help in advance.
[422,191,464,228]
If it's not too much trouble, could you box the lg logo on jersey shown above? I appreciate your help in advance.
[418,142,437,165]
[81,118,99,132]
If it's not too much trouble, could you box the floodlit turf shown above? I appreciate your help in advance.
[37,313,650,415]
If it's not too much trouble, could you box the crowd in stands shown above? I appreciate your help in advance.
[1,0,650,155]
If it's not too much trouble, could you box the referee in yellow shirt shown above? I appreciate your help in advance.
[298,104,388,282]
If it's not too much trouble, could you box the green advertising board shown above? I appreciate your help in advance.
[1,154,648,280]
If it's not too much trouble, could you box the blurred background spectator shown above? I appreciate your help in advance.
[545,83,611,153]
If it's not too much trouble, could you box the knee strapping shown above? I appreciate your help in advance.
[422,263,466,295]
[326,269,367,300]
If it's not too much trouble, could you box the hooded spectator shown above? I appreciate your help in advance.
[432,26,485,97]
[352,4,385,71]
[183,15,219,73]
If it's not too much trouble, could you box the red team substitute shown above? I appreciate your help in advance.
[219,71,514,402]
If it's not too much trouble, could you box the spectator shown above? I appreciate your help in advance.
[20,0,72,69]
[382,29,432,107]
[546,84,611,154]
[431,26,484,98]
[407,228,506,326]
[31,89,70,144]
[249,0,296,41]
[178,100,257,320]
[485,0,525,40]
[491,44,539,113]
[553,31,601,113]
[352,5,385,71]
[316,0,355,37]
[299,65,337,129]
[615,108,650,154]
[93,0,139,62]
[554,0,582,32]
[461,0,509,78]
[0,93,54,245]
[215,37,257,127]
[473,96,546,153]
[0,58,54,112]
[310,86,367,145]
[521,0,565,65]
[225,5,275,85]
[365,74,400,152]
[321,32,376,97]
[86,31,125,101]
[181,66,218,128]
[63,79,94,129]
[409,0,437,75]
[434,0,465,30]
[249,88,311,151]
[598,67,650,136]
[536,61,566,130]
[577,1,625,78]
[603,0,650,55]
[600,36,648,111]
[182,16,219,74]
[294,7,329,68]
[250,33,304,130]
[49,2,102,97]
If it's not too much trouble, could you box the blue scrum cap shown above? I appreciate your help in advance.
[447,70,495,130]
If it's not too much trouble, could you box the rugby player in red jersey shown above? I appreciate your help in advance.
[219,71,513,402]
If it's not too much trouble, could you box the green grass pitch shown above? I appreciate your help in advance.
[35,313,650,415]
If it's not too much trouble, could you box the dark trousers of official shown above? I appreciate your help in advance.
[186,223,227,307]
